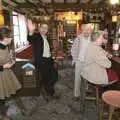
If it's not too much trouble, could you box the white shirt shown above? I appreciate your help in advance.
[41,35,51,58]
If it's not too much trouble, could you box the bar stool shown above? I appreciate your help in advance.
[80,77,118,120]
[55,51,65,70]
[102,90,120,120]
[80,78,103,119]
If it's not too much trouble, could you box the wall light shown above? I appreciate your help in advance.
[110,0,119,5]
[112,15,117,22]
[0,0,4,26]
[0,14,4,25]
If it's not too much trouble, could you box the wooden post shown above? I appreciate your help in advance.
[109,106,115,120]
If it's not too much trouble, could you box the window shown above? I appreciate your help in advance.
[13,11,28,50]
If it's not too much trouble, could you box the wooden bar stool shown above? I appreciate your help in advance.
[102,90,120,120]
[55,51,65,70]
[80,78,118,120]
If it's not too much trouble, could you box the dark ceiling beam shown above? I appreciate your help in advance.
[26,0,39,8]
[3,0,21,11]
[51,0,55,4]
[76,0,81,4]
[3,1,27,15]
[87,0,94,4]
[17,3,33,8]
[25,0,44,15]
[99,0,107,4]
[38,0,48,14]
[38,0,44,4]
[46,3,111,9]
[10,0,20,5]
[64,0,67,4]
[2,1,8,7]
[51,0,55,9]
[3,1,35,17]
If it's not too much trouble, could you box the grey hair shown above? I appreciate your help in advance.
[91,30,104,42]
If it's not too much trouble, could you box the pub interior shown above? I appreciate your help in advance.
[0,0,120,120]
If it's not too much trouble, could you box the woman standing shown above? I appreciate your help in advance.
[0,27,21,119]
[80,31,118,85]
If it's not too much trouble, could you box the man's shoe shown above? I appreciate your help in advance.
[52,93,61,100]
[72,97,80,102]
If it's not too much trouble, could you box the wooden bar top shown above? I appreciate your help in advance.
[111,56,120,64]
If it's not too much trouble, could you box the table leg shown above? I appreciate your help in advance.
[80,77,87,113]
[109,106,115,120]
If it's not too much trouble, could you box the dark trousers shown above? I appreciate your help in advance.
[38,57,58,96]
[0,100,7,114]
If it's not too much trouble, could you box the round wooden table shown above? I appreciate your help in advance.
[102,90,120,120]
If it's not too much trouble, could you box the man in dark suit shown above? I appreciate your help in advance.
[27,23,58,100]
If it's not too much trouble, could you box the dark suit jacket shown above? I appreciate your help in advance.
[27,32,52,70]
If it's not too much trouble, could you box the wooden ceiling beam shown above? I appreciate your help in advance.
[46,3,110,9]
[64,0,67,4]
[99,0,107,4]
[26,0,44,15]
[10,0,20,5]
[2,1,8,7]
[51,0,55,4]
[38,0,48,14]
[76,0,81,4]
[3,1,27,15]
[87,0,94,4]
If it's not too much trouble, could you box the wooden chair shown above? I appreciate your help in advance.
[55,51,65,70]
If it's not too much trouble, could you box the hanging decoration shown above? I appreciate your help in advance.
[112,15,118,22]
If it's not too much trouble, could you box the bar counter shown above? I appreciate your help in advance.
[108,56,120,90]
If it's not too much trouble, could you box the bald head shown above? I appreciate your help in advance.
[81,24,93,37]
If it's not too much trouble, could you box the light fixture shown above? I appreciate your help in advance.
[0,0,4,26]
[112,15,117,22]
[56,12,82,21]
[44,16,50,21]
[110,0,119,5]
[91,23,95,29]
[112,43,119,50]
[0,14,4,25]
[66,20,76,24]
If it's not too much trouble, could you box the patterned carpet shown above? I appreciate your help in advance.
[5,58,114,120]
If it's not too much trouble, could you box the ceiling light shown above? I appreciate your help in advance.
[110,0,119,5]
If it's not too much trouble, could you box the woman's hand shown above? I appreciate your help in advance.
[3,38,12,46]
[3,63,13,69]
[27,20,35,34]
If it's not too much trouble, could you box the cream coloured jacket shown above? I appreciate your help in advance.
[80,42,111,85]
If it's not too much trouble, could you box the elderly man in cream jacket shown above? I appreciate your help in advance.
[71,24,93,99]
